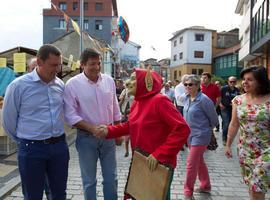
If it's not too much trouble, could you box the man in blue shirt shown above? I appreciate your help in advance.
[219,76,240,146]
[2,44,69,200]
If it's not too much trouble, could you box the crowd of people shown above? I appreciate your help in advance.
[1,44,270,200]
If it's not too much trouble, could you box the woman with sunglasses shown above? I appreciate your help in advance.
[182,74,219,200]
[225,66,270,200]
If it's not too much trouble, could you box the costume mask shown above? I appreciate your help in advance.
[125,72,137,96]
[145,67,153,92]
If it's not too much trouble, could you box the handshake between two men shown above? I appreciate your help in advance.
[92,125,108,139]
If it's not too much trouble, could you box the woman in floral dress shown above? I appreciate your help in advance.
[225,66,270,200]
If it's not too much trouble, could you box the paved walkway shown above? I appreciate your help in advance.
[2,132,270,200]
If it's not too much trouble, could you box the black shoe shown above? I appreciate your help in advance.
[124,152,129,157]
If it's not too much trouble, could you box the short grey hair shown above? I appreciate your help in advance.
[27,57,37,66]
[181,74,188,82]
[183,74,201,85]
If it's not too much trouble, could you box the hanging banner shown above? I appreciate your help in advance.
[0,58,7,67]
[13,53,26,73]
[71,19,81,36]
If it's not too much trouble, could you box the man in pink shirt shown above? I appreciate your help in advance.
[64,48,121,200]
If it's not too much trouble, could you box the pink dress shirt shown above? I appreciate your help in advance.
[64,73,121,126]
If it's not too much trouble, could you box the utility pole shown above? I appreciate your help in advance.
[79,0,84,72]
[79,1,84,55]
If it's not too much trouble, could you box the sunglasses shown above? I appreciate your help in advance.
[184,83,194,87]
[229,81,236,83]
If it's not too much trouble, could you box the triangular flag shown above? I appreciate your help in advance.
[76,60,80,69]
[88,34,94,42]
[63,13,70,32]
[67,55,73,69]
[71,19,81,36]
[71,61,77,71]
[50,1,58,11]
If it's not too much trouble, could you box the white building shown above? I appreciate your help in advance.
[169,26,214,80]
[235,0,254,66]
[117,40,141,79]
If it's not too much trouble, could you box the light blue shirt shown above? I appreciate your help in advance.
[2,69,65,141]
[161,88,175,101]
[183,92,219,146]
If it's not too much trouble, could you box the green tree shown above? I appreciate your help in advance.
[211,75,226,86]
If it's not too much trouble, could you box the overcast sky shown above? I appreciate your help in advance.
[0,0,241,60]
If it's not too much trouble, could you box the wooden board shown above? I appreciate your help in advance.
[0,109,6,136]
[125,150,172,200]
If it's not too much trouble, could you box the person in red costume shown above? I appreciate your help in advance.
[94,68,190,200]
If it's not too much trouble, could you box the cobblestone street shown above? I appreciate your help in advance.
[3,132,270,200]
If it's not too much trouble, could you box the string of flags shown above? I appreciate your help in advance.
[0,1,131,73]
[48,0,129,43]
[48,0,80,35]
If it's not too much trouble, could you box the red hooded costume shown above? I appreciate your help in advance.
[107,69,190,168]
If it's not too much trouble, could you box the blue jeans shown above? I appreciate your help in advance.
[44,174,52,200]
[18,137,69,200]
[76,130,118,200]
[221,108,232,142]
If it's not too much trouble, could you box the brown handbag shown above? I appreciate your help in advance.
[207,132,218,151]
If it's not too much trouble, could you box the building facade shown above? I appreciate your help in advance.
[250,0,270,75]
[169,26,214,81]
[43,0,118,45]
[116,40,141,79]
[213,29,243,79]
[235,0,254,66]
[213,44,243,79]
[158,58,170,81]
[235,0,270,76]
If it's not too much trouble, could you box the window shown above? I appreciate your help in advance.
[173,55,177,61]
[179,36,183,44]
[73,2,78,11]
[178,71,181,76]
[59,19,66,29]
[198,69,203,75]
[59,2,67,11]
[232,54,237,67]
[194,51,204,58]
[173,40,177,47]
[84,20,89,30]
[195,34,204,41]
[192,69,197,74]
[179,52,183,59]
[95,2,103,11]
[95,20,103,30]
[84,2,88,10]
[174,71,177,80]
[223,57,227,68]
